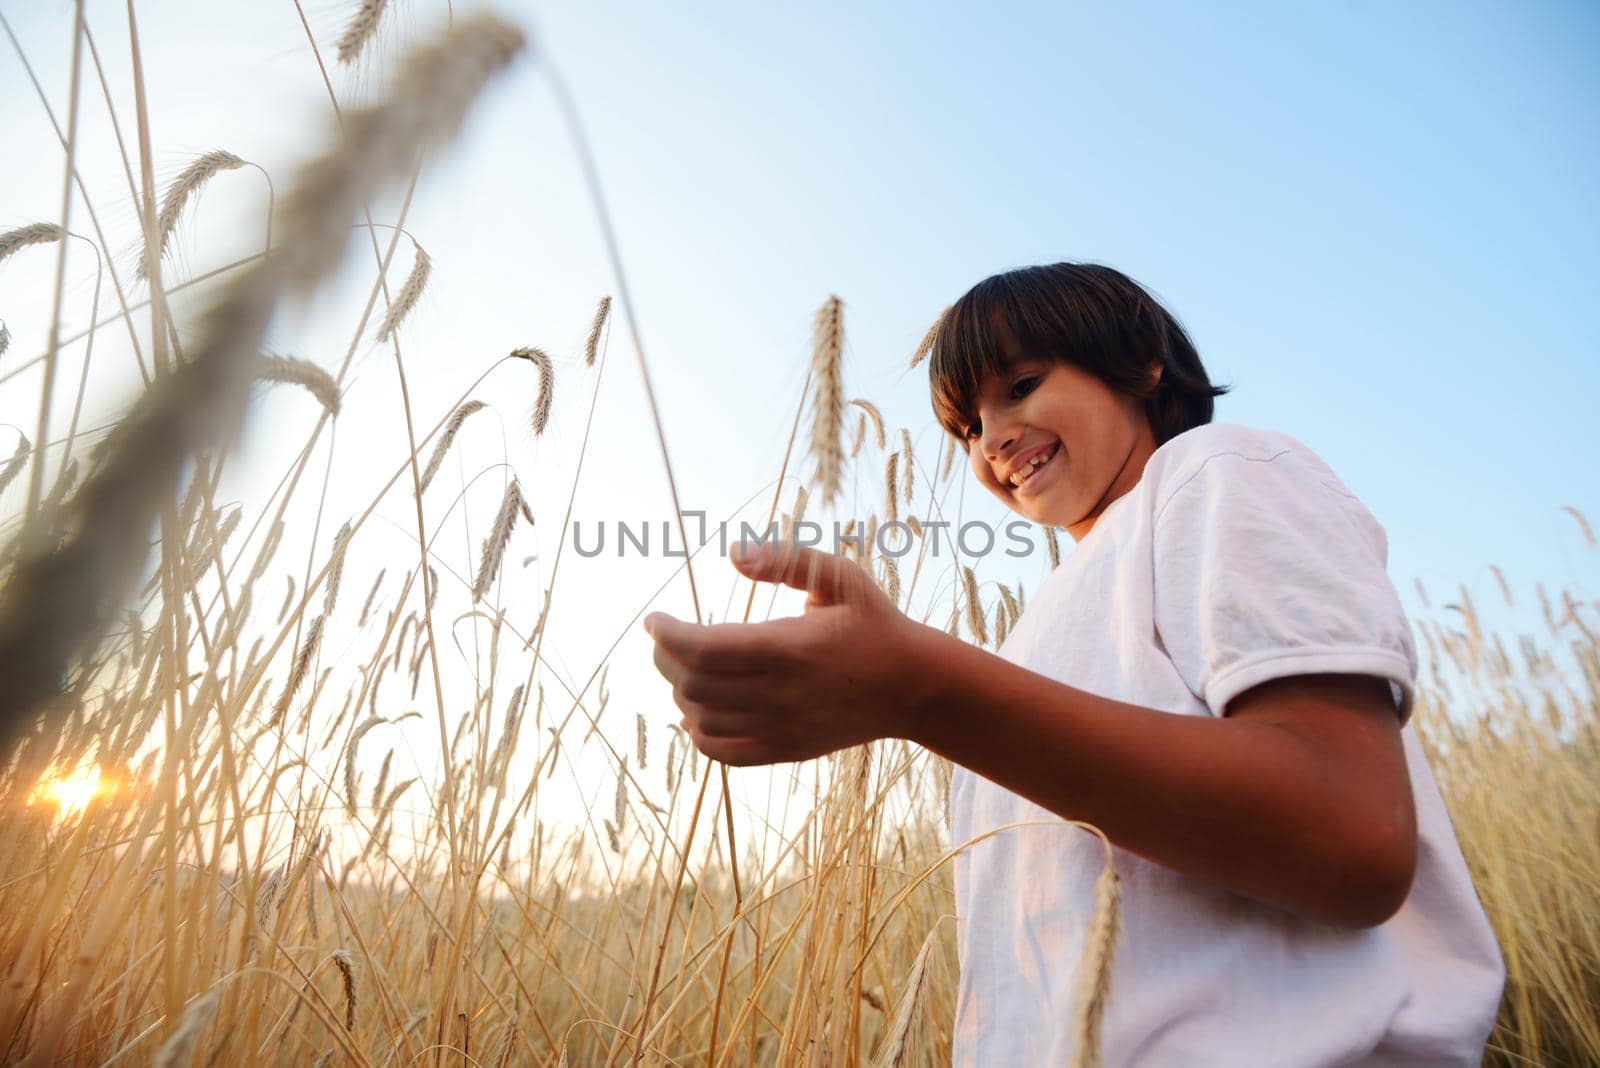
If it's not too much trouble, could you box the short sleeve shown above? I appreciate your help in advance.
[1152,447,1417,725]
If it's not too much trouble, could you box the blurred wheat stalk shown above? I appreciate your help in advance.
[0,5,1595,1068]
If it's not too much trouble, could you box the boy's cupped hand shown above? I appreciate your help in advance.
[643,541,924,766]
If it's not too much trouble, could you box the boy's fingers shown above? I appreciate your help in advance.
[731,542,859,604]
[644,611,801,673]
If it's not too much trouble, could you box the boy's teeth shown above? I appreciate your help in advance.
[1008,449,1052,487]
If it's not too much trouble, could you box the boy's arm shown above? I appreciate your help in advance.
[900,622,1418,930]
[644,542,1418,932]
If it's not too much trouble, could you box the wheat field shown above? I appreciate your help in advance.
[0,5,1596,1067]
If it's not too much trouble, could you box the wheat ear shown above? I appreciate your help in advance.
[251,354,342,414]
[0,435,29,498]
[472,479,527,602]
[848,398,886,451]
[332,949,358,1029]
[907,304,948,369]
[871,924,940,1067]
[0,222,64,265]
[899,427,914,503]
[0,320,11,359]
[275,615,325,725]
[0,14,524,740]
[336,0,391,64]
[808,295,845,508]
[510,347,556,436]
[1045,526,1062,568]
[138,149,246,280]
[1067,859,1123,1068]
[961,565,987,645]
[419,399,487,493]
[584,295,612,366]
[374,238,431,341]
[884,453,899,524]
[151,991,220,1068]
[1562,505,1596,549]
[323,520,353,614]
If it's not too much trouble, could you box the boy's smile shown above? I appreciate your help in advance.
[964,346,1159,542]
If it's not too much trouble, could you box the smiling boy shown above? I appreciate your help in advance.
[644,263,1505,1065]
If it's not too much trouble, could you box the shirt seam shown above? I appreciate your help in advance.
[1152,447,1295,529]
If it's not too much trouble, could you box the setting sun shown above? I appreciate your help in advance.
[30,767,106,818]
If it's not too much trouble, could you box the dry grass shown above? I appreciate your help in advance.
[0,6,1596,1068]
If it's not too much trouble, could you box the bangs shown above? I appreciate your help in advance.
[928,280,1019,440]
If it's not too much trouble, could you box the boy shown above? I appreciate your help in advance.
[644,263,1505,1065]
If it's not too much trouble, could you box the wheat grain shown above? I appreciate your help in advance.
[848,399,886,451]
[1562,505,1596,550]
[808,295,845,508]
[151,991,220,1068]
[511,347,556,437]
[898,428,914,504]
[1067,861,1122,1068]
[336,0,390,64]
[139,150,246,280]
[961,565,987,645]
[332,949,358,1029]
[322,520,354,615]
[358,568,386,627]
[375,239,431,342]
[871,924,939,1067]
[907,305,948,370]
[939,434,958,482]
[276,615,325,724]
[584,295,612,367]
[472,479,526,602]
[419,399,487,494]
[0,435,29,497]
[251,354,341,414]
[0,222,64,265]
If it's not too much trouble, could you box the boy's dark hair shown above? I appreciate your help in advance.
[928,262,1229,446]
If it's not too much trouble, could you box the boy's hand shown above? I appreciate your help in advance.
[643,541,924,766]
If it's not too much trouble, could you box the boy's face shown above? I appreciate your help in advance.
[964,346,1159,542]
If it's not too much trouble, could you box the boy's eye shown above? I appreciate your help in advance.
[1010,376,1039,400]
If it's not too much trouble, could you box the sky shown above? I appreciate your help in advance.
[1,1,1597,811]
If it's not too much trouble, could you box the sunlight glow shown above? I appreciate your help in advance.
[29,766,106,818]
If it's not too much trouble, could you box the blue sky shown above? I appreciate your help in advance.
[2,0,1597,725]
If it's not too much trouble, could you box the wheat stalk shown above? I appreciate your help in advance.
[251,354,341,414]
[807,295,845,508]
[418,399,487,493]
[907,305,948,369]
[584,295,612,367]
[472,479,527,602]
[138,149,245,280]
[0,13,524,739]
[336,0,390,64]
[511,347,556,437]
[374,239,431,342]
[0,222,64,265]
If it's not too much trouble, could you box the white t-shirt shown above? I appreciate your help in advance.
[949,422,1505,1067]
